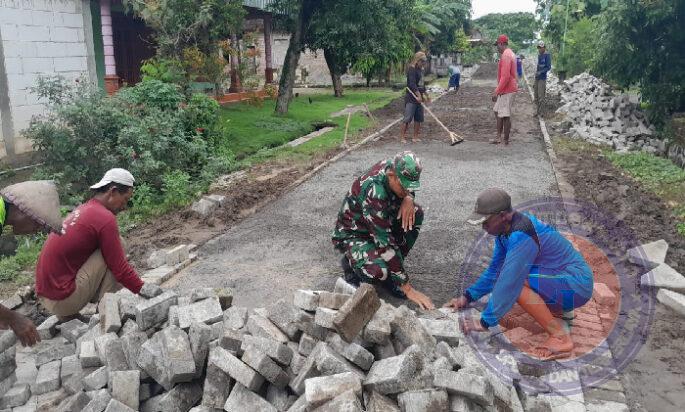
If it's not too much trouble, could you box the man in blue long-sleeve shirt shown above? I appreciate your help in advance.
[534,41,552,116]
[445,188,593,360]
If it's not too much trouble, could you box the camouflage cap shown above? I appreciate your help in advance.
[393,151,422,191]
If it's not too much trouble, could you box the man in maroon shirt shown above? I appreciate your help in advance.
[36,169,160,320]
[491,34,519,145]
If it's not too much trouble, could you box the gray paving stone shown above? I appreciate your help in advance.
[585,400,629,412]
[418,318,462,346]
[56,391,90,412]
[35,388,69,410]
[305,372,362,408]
[119,331,148,370]
[202,361,233,409]
[241,334,293,366]
[223,306,249,330]
[390,306,437,354]
[295,312,328,341]
[266,299,303,340]
[189,322,212,377]
[297,334,317,357]
[137,326,195,390]
[657,288,685,317]
[224,383,276,412]
[93,333,118,361]
[104,398,135,412]
[80,340,102,368]
[32,360,60,395]
[293,290,319,312]
[140,382,203,412]
[333,277,357,295]
[101,338,129,371]
[1,294,22,310]
[178,297,223,329]
[34,339,75,367]
[448,394,484,412]
[247,314,289,343]
[397,389,449,412]
[641,263,685,292]
[59,354,80,381]
[333,284,381,342]
[628,239,668,267]
[366,390,400,412]
[312,389,363,412]
[241,346,289,388]
[314,308,337,329]
[362,303,394,345]
[99,293,122,334]
[82,388,112,412]
[0,383,30,408]
[135,291,178,330]
[317,292,351,310]
[36,316,60,340]
[434,369,493,407]
[219,328,245,353]
[266,384,294,412]
[0,331,17,353]
[363,345,426,395]
[326,333,374,370]
[209,346,264,392]
[286,394,307,412]
[83,366,109,391]
[110,370,140,410]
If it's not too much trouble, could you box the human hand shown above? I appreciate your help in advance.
[491,94,498,102]
[401,284,435,310]
[139,283,163,298]
[442,295,469,312]
[8,313,41,347]
[398,196,416,232]
[460,315,487,334]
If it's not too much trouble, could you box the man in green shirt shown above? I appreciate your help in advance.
[0,181,63,347]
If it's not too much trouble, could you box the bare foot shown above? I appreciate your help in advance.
[489,138,501,144]
[412,138,422,143]
[531,334,574,360]
[498,313,520,329]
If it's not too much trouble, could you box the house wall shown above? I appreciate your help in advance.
[0,0,96,161]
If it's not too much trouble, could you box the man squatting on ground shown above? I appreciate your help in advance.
[35,168,162,321]
[534,40,552,116]
[332,151,435,310]
[491,34,518,145]
[400,52,430,144]
[0,181,63,346]
[445,188,594,360]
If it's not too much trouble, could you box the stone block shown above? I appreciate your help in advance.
[37,316,60,340]
[286,395,307,412]
[104,399,135,412]
[101,338,129,372]
[99,294,122,334]
[224,306,249,330]
[82,389,111,412]
[241,346,289,388]
[333,277,357,295]
[289,344,322,396]
[202,362,233,409]
[317,292,350,310]
[84,366,109,391]
[219,328,245,353]
[36,388,69,411]
[241,335,293,366]
[0,294,22,310]
[366,390,400,412]
[35,339,75,366]
[305,372,362,408]
[363,303,394,345]
[146,249,167,269]
[266,384,294,411]
[640,264,685,292]
[627,239,668,267]
[313,389,363,412]
[32,360,61,395]
[247,315,289,343]
[313,342,364,378]
[56,391,90,412]
[326,333,374,370]
[216,288,234,310]
[119,331,148,370]
[295,312,328,341]
[0,349,15,383]
[135,291,178,330]
[138,326,195,390]
[205,194,227,207]
[657,289,685,317]
[178,297,224,329]
[266,299,303,340]
[189,322,212,378]
[419,318,462,346]
[363,345,425,395]
[333,284,381,342]
[209,346,264,392]
[315,308,337,329]
[293,290,319,312]
[191,198,217,219]
[373,340,397,361]
[140,382,202,412]
[397,389,449,412]
[165,245,190,266]
[110,370,140,409]
[433,370,493,407]
[0,383,30,408]
[585,400,629,412]
[80,340,101,368]
[298,334,318,357]
[593,283,616,306]
[448,395,483,412]
[224,383,276,412]
[59,354,80,381]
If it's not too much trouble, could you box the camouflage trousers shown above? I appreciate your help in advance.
[335,206,424,286]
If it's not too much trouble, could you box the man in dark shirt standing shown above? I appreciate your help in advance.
[401,52,430,143]
[535,41,552,116]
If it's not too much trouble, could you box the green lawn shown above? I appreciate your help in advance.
[217,89,397,159]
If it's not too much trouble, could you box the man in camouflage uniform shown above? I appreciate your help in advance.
[332,151,435,309]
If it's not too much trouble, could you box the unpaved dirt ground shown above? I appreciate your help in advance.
[552,139,685,411]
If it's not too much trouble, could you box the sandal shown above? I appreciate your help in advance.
[531,346,573,361]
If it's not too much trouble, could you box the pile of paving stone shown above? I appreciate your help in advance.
[1,275,587,412]
[632,239,685,318]
[553,73,664,153]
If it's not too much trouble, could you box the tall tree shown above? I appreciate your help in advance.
[472,12,538,49]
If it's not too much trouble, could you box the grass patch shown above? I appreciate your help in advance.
[217,89,396,159]
[605,150,685,236]
[0,234,45,284]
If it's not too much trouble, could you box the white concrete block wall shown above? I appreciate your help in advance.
[0,0,91,157]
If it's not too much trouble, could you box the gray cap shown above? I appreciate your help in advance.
[467,188,511,225]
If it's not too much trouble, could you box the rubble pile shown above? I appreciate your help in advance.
[553,73,663,153]
[1,277,589,412]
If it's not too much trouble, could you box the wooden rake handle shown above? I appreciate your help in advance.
[405,87,463,141]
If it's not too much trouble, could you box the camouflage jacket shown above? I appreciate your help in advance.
[332,159,413,250]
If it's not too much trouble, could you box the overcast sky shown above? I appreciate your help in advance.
[471,0,537,19]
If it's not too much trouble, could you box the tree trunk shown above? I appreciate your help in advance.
[324,48,343,97]
[276,1,315,114]
[229,32,243,93]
